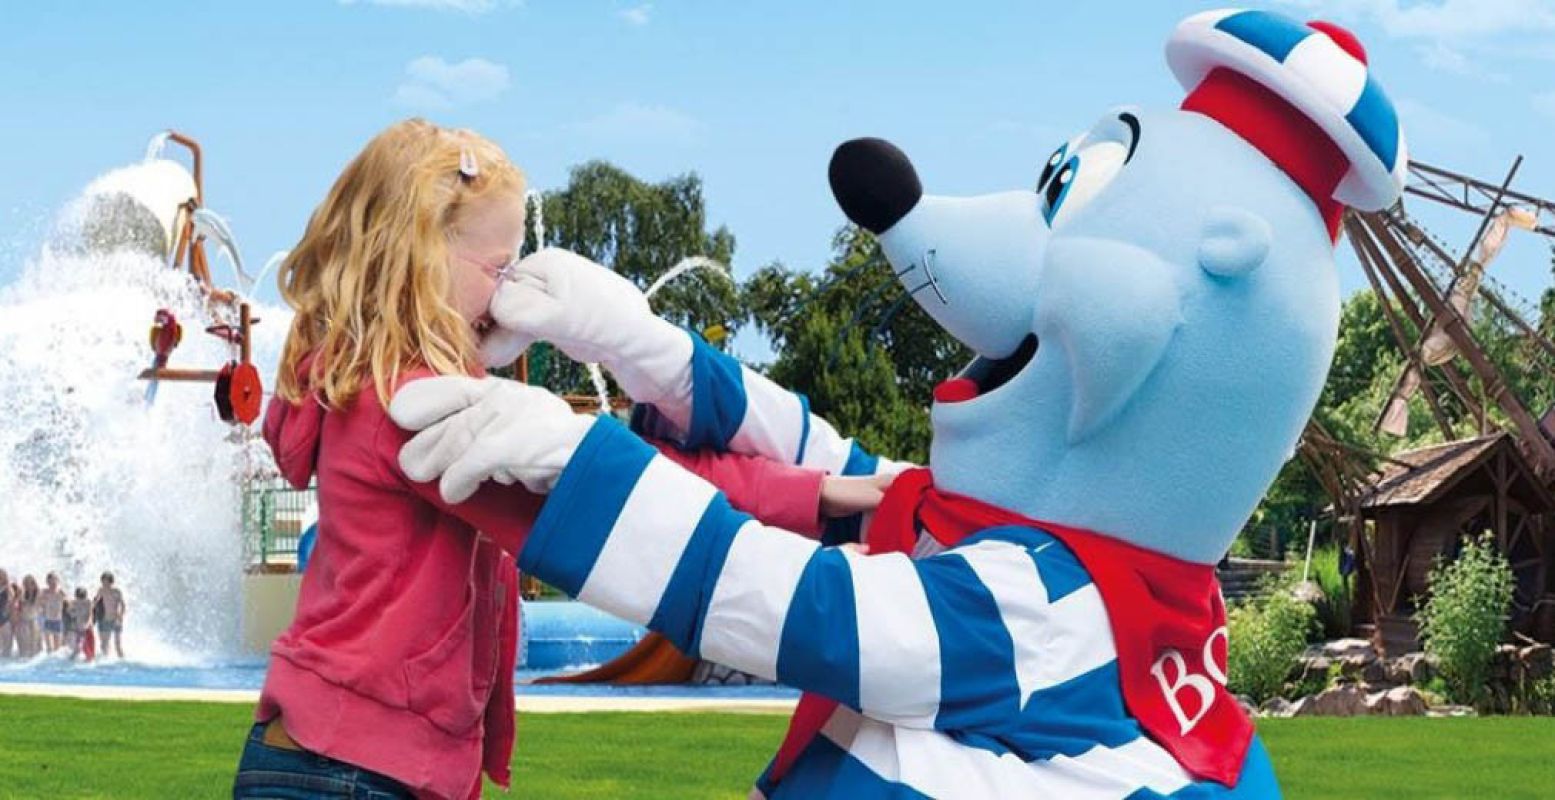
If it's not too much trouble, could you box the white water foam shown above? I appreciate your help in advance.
[0,162,290,666]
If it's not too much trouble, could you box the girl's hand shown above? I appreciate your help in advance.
[818,473,895,519]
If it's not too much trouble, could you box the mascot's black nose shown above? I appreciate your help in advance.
[829,138,922,235]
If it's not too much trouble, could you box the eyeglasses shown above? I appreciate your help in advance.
[453,251,520,283]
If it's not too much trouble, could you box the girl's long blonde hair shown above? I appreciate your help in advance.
[275,118,524,409]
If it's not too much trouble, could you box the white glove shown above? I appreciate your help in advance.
[478,325,531,369]
[389,376,595,502]
[490,248,694,405]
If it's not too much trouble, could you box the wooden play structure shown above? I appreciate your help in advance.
[1300,158,1555,653]
[134,131,264,425]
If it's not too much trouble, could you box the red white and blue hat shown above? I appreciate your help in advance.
[1167,9,1406,233]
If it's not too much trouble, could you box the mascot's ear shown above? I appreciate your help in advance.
[1198,206,1271,279]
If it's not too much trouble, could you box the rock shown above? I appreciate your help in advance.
[1337,653,1381,682]
[1365,686,1429,716]
[1295,655,1333,689]
[1259,697,1296,718]
[1519,644,1553,682]
[1291,685,1368,717]
[1362,658,1390,687]
[1321,638,1377,661]
[1426,704,1477,718]
[1237,695,1258,716]
[1393,652,1435,685]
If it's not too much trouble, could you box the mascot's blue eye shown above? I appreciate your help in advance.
[1042,156,1080,225]
[1037,144,1067,193]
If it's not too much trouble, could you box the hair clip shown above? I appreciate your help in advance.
[458,146,479,180]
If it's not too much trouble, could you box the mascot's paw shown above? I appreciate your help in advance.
[491,247,652,365]
[390,376,594,502]
[477,324,534,368]
[489,248,694,404]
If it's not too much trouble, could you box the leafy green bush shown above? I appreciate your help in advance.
[1415,533,1514,707]
[1513,675,1555,716]
[1308,543,1353,639]
[1228,579,1318,703]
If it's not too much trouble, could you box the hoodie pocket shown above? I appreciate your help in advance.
[402,590,483,736]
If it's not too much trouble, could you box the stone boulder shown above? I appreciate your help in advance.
[1259,697,1296,718]
[1290,685,1368,717]
[1386,652,1436,686]
[1321,638,1378,661]
[1365,686,1429,716]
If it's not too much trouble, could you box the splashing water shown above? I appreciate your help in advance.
[525,189,546,253]
[585,363,610,416]
[143,132,171,162]
[0,162,291,666]
[575,257,729,416]
[644,256,731,300]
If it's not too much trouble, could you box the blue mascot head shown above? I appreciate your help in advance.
[828,9,1406,564]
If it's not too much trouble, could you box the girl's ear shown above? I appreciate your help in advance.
[1198,206,1271,279]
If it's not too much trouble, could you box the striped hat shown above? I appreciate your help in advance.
[1167,9,1406,235]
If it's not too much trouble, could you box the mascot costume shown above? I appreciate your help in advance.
[390,9,1405,798]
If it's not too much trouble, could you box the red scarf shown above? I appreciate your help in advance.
[767,468,1252,788]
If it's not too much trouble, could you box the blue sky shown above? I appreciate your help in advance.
[4,1,1555,359]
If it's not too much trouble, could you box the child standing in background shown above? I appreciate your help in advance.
[67,587,93,661]
[93,572,125,659]
[0,570,13,659]
[15,575,41,658]
[41,573,66,653]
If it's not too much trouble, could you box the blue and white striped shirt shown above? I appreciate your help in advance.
[632,332,908,544]
[518,419,1279,798]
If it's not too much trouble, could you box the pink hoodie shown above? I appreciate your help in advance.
[257,369,826,800]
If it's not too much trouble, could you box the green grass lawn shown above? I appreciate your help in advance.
[0,696,1550,798]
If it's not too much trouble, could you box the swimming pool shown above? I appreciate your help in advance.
[0,601,798,700]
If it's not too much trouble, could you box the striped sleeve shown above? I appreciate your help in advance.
[631,333,907,477]
[521,420,1053,729]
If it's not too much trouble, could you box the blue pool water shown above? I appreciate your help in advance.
[0,601,797,700]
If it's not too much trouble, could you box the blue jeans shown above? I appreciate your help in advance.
[232,723,414,799]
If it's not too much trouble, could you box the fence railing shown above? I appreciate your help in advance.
[243,478,317,569]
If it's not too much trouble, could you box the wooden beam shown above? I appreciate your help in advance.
[1393,217,1555,367]
[137,368,221,383]
[1346,216,1457,440]
[1359,213,1555,477]
[1350,215,1486,425]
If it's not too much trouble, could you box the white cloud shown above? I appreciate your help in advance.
[1394,97,1492,151]
[1277,1,1555,77]
[1280,0,1555,40]
[571,102,701,145]
[1412,41,1508,79]
[341,0,513,12]
[393,56,511,110]
[619,3,652,26]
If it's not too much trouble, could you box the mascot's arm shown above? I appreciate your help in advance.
[518,417,1019,730]
[634,333,908,546]
[377,416,826,551]
[633,333,910,478]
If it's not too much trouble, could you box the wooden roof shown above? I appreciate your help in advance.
[1360,432,1555,511]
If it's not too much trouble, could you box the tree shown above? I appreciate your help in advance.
[518,161,741,395]
[741,226,969,463]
